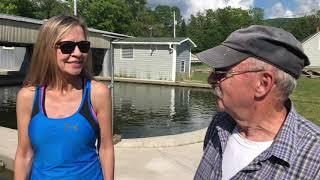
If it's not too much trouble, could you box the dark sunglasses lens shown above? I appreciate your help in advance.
[59,42,76,54]
[77,41,90,53]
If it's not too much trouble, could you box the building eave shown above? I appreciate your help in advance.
[0,13,130,39]
[179,38,197,47]
[302,31,320,45]
[112,41,180,45]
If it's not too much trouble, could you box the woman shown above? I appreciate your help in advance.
[14,15,114,180]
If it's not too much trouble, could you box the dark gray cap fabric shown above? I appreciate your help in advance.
[196,25,310,78]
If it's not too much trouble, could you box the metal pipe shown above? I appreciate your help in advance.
[110,42,114,134]
[74,0,77,16]
[173,10,176,38]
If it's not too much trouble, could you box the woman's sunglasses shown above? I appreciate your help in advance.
[55,41,91,54]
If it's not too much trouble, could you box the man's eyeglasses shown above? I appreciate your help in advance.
[208,69,264,84]
[55,41,90,54]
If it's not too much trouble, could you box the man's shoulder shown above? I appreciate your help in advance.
[203,112,234,149]
[288,110,320,149]
[295,113,320,141]
[208,112,234,130]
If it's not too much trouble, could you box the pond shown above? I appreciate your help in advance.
[0,82,216,138]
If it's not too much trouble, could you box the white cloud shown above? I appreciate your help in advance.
[147,0,254,20]
[266,0,320,19]
[295,0,320,15]
[267,2,293,18]
[187,0,253,18]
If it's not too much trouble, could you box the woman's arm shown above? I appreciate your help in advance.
[91,81,114,180]
[14,87,34,180]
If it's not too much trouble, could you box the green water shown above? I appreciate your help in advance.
[0,168,13,180]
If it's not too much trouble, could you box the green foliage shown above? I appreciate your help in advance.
[2,1,320,53]
[150,5,182,37]
[187,7,264,53]
[0,0,18,14]
[178,19,187,37]
[77,0,132,34]
[0,0,36,17]
[125,0,147,21]
[248,8,264,24]
[264,11,320,41]
[33,0,70,19]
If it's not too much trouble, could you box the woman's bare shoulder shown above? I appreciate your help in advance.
[90,80,110,96]
[16,86,36,102]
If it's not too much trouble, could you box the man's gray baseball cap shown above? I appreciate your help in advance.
[196,25,310,79]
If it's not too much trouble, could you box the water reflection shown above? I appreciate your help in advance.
[113,82,215,138]
[0,83,215,138]
[0,86,19,129]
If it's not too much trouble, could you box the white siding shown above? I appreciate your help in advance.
[303,33,320,67]
[0,46,26,71]
[114,44,174,81]
[176,42,191,76]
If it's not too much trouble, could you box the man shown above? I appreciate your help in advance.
[194,25,320,180]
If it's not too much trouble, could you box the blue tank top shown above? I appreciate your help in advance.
[28,79,103,180]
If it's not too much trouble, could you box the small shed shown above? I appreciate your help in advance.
[191,54,201,63]
[302,32,320,68]
[112,37,196,82]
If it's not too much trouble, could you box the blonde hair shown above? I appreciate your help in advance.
[24,15,92,87]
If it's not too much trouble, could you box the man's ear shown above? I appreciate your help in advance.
[255,71,274,98]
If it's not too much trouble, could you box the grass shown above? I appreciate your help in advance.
[187,66,320,125]
[189,72,209,83]
[291,77,320,125]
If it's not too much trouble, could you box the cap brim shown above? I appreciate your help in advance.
[196,45,250,69]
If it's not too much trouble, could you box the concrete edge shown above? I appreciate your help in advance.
[0,127,17,171]
[94,76,211,89]
[115,128,207,148]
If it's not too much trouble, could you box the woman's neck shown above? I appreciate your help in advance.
[48,75,83,92]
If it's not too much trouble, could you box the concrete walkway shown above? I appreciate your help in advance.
[0,127,205,180]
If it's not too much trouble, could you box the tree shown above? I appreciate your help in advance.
[77,0,132,34]
[264,10,320,41]
[32,0,69,19]
[178,19,187,37]
[187,7,264,52]
[151,5,183,37]
[0,0,36,18]
[249,8,264,24]
[285,14,320,41]
[124,0,147,21]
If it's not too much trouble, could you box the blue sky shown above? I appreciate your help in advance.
[147,0,320,20]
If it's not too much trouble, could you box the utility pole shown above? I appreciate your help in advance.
[74,0,77,16]
[173,10,176,38]
[149,26,153,37]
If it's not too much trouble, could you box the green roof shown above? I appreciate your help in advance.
[118,37,187,42]
[113,37,196,47]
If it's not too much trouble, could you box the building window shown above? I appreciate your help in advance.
[121,45,133,59]
[181,61,185,72]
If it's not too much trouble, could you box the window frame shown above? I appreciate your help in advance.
[181,60,185,72]
[121,45,134,60]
